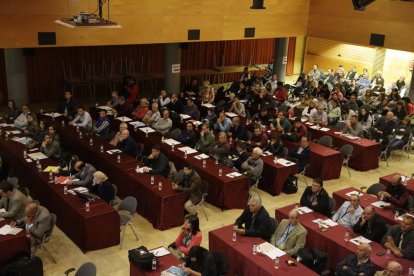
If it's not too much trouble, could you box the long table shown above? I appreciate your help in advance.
[333,187,414,226]
[276,204,413,274]
[282,139,342,180]
[0,219,31,266]
[380,173,414,197]
[209,225,318,276]
[260,155,298,196]
[0,128,120,252]
[58,125,188,230]
[130,252,178,276]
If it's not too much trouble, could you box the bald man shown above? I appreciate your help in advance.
[352,206,387,243]
[117,129,140,157]
[206,132,230,160]
[271,209,307,256]
[335,243,376,276]
[374,261,403,276]
[12,201,51,246]
[372,111,396,147]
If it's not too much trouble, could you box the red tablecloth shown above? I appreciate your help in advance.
[0,130,119,252]
[333,187,414,226]
[282,140,342,180]
[209,225,318,276]
[0,219,31,266]
[276,204,413,274]
[380,173,414,197]
[260,155,298,196]
[58,126,187,230]
[300,122,380,171]
[130,252,179,276]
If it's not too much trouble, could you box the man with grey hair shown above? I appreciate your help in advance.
[233,195,274,241]
[332,194,363,228]
[374,261,403,276]
[241,147,264,184]
[142,102,160,126]
[152,109,172,135]
[382,215,414,260]
[335,243,376,276]
[271,209,307,256]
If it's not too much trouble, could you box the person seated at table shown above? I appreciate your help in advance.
[47,125,60,144]
[14,104,31,130]
[181,246,229,276]
[153,109,172,135]
[142,102,161,127]
[233,195,274,241]
[382,215,414,260]
[302,100,317,119]
[270,209,307,257]
[267,133,284,156]
[109,122,127,146]
[0,181,29,220]
[314,94,328,111]
[377,174,409,209]
[374,261,403,276]
[288,136,311,172]
[327,100,341,126]
[335,243,376,276]
[107,90,119,108]
[23,113,39,139]
[4,100,20,124]
[384,117,411,158]
[251,107,272,126]
[117,129,140,158]
[285,117,307,142]
[195,123,215,153]
[372,111,396,147]
[250,125,268,149]
[200,80,215,104]
[241,147,264,184]
[112,96,132,117]
[203,108,217,126]
[183,79,200,98]
[309,105,328,126]
[88,171,115,204]
[182,98,201,120]
[40,134,62,160]
[172,164,202,215]
[300,178,331,217]
[352,206,387,243]
[230,141,249,172]
[66,161,97,186]
[341,115,363,137]
[274,82,287,105]
[131,98,149,121]
[69,106,93,129]
[227,96,246,117]
[168,93,184,114]
[12,200,51,246]
[214,111,232,133]
[143,145,170,178]
[93,109,110,138]
[206,132,230,160]
[57,91,77,119]
[179,121,197,148]
[228,117,248,141]
[170,214,202,257]
[332,194,363,228]
[157,89,171,109]
[270,111,291,134]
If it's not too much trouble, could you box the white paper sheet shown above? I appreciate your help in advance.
[0,225,23,235]
[257,242,286,259]
[350,236,372,245]
[139,127,156,133]
[116,116,132,122]
[177,147,198,155]
[149,246,171,257]
[0,208,6,213]
[276,158,296,167]
[106,149,122,154]
[27,152,48,160]
[163,138,181,146]
[179,114,191,120]
[296,206,314,214]
[129,121,145,128]
[320,127,330,131]
[97,106,113,111]
[225,112,238,118]
[201,103,215,108]
[226,172,242,178]
[371,201,391,208]
[44,112,63,118]
[346,191,364,197]
[194,153,210,160]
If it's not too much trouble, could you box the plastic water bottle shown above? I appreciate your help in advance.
[25,225,30,238]
[145,129,148,137]
[49,171,53,181]
[252,244,257,255]
[158,182,162,190]
[40,109,43,114]
[161,136,165,143]
[85,202,90,212]
[64,185,68,195]
[273,156,278,164]
[95,102,99,107]
[184,150,188,159]
[408,266,413,276]
[151,176,154,185]
[117,154,121,163]
[79,132,83,139]
[394,210,399,221]
[274,257,280,269]
[202,160,206,168]
[386,249,391,258]
[62,120,65,127]
[89,138,93,146]
[219,168,222,176]
[23,149,27,159]
[76,126,80,132]
[152,257,157,270]
[232,231,237,242]
[344,231,350,242]
[171,143,175,151]
[37,161,42,172]
[100,145,104,153]
[215,158,219,165]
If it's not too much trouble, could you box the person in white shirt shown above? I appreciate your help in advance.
[309,105,328,126]
[332,194,363,228]
[69,106,92,129]
[14,104,31,130]
[265,74,278,94]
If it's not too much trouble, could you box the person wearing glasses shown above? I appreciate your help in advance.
[332,194,363,228]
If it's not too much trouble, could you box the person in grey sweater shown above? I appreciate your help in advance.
[342,115,363,137]
[241,147,264,184]
[40,134,62,159]
[153,109,172,135]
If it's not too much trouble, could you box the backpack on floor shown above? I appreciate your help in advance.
[283,175,298,194]
[297,248,328,274]
[0,256,43,276]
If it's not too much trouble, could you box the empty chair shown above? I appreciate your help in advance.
[297,164,309,186]
[399,133,413,160]
[406,195,414,211]
[379,150,389,167]
[110,184,120,207]
[365,183,385,195]
[328,197,336,216]
[334,121,346,131]
[168,161,177,181]
[339,144,353,177]
[168,128,181,141]
[118,196,139,249]
[196,180,209,220]
[317,135,333,148]
[136,143,145,161]
[281,146,289,158]
[65,262,97,276]
[33,213,57,263]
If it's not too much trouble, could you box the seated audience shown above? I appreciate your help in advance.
[332,194,363,228]
[214,112,232,132]
[234,195,274,241]
[157,89,170,109]
[112,96,131,117]
[274,82,287,104]
[230,141,249,172]
[142,103,160,126]
[57,91,77,119]
[241,147,264,184]
[352,206,387,243]
[252,108,272,125]
[153,109,172,135]
[271,111,291,134]
[131,98,149,120]
[4,100,20,124]
[69,106,93,129]
[0,181,29,220]
[286,118,307,142]
[168,93,183,114]
[374,261,403,276]
[107,91,119,108]
[377,174,409,209]
[117,129,140,157]
[182,98,200,120]
[302,100,317,118]
[143,145,170,178]
[372,111,396,146]
[358,108,373,135]
[203,108,217,126]
[88,171,115,204]
[228,96,246,117]
[93,109,110,137]
[341,106,356,123]
[109,122,128,146]
[250,125,268,149]
[382,215,414,260]
[384,117,411,158]
[309,105,328,126]
[229,117,248,141]
[335,243,376,276]
[47,125,60,144]
[206,132,230,160]
[392,101,406,121]
[300,178,330,217]
[267,133,284,156]
[342,115,363,137]
[271,209,307,256]
[23,113,39,139]
[179,121,197,148]
[289,136,311,172]
[171,215,202,256]
[40,134,62,159]
[172,164,202,215]
[67,161,97,186]
[182,246,229,276]
[195,123,215,153]
[183,79,200,98]
[327,100,341,126]
[14,104,31,130]
[200,80,215,104]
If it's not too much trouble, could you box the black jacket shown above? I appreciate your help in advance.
[229,124,248,141]
[335,254,376,276]
[143,153,170,178]
[352,214,387,243]
[88,180,115,204]
[234,206,273,241]
[300,186,330,217]
[117,136,140,157]
[233,150,249,172]
[57,99,77,119]
[382,225,414,260]
[289,146,311,171]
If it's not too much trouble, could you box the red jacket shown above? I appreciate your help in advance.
[274,87,286,103]
[175,230,202,255]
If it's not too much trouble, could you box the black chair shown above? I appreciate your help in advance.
[317,135,333,148]
[365,183,385,195]
[328,197,336,216]
[65,262,97,276]
[339,144,353,177]
[196,180,209,220]
[168,128,181,141]
[334,121,346,131]
[32,213,57,263]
